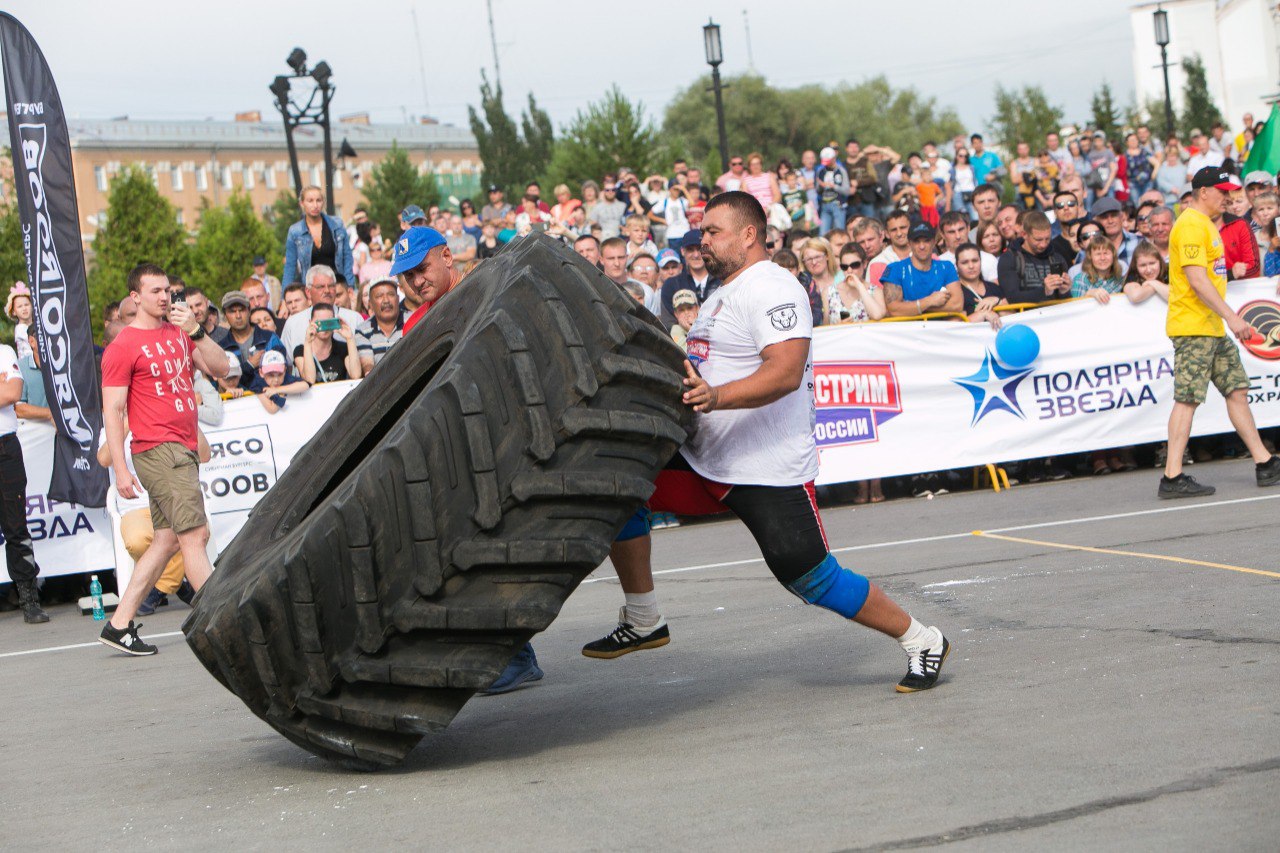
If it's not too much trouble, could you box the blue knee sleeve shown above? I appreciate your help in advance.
[786,553,870,619]
[615,507,650,541]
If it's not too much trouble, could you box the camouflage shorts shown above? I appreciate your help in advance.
[1171,335,1250,405]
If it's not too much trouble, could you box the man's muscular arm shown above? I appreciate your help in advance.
[681,337,809,413]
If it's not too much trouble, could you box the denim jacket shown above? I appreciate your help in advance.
[282,215,354,286]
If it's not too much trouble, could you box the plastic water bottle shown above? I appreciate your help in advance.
[90,574,104,621]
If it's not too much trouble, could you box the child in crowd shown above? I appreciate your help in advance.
[1251,190,1278,255]
[781,170,808,231]
[230,350,309,414]
[623,214,658,259]
[1071,235,1124,301]
[669,289,700,351]
[1122,241,1170,305]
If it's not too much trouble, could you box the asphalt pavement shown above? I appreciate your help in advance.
[2,459,1278,851]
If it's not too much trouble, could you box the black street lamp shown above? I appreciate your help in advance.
[1154,7,1176,139]
[268,47,338,215]
[703,19,730,175]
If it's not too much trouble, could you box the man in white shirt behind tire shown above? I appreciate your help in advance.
[583,191,953,693]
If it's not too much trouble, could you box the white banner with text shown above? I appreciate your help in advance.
[811,277,1280,484]
[11,280,1280,580]
[2,381,356,582]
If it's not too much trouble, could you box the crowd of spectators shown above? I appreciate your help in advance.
[78,115,1276,493]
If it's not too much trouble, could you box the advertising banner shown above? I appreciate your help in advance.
[0,14,108,507]
[811,278,1280,484]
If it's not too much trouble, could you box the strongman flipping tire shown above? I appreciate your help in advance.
[583,191,952,693]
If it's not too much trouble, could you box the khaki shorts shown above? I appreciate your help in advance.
[132,442,207,534]
[1171,335,1251,405]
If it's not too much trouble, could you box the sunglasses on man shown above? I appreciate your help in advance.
[1054,200,1078,210]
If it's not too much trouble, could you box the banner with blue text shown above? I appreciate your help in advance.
[811,278,1280,484]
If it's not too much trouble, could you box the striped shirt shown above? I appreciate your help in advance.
[354,312,407,365]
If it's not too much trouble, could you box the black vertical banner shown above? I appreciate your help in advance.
[0,14,107,507]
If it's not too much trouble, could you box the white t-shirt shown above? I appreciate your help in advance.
[281,305,365,356]
[651,196,690,240]
[682,260,816,486]
[99,427,150,514]
[14,323,30,359]
[0,345,18,436]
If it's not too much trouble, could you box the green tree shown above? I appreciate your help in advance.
[89,165,188,328]
[265,190,299,248]
[542,86,665,190]
[1091,82,1121,141]
[989,84,1065,153]
[467,71,555,195]
[360,141,440,237]
[0,200,27,345]
[663,74,963,170]
[187,192,280,302]
[1179,54,1225,138]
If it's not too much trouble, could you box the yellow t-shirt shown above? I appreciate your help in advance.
[1167,207,1228,337]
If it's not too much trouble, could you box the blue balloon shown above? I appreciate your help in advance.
[996,324,1040,368]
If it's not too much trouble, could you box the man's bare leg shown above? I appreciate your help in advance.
[1165,401,1197,479]
[1224,389,1273,463]
[111,528,179,629]
[175,524,214,589]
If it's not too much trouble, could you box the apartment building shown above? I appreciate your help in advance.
[2,114,481,242]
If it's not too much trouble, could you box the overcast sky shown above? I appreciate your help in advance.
[7,0,1135,138]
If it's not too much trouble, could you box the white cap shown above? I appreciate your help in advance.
[820,146,837,164]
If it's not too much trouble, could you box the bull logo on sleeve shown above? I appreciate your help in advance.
[768,302,798,331]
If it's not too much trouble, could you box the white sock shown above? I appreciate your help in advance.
[624,591,660,627]
[897,617,931,651]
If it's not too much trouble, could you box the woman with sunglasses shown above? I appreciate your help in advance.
[459,199,482,238]
[948,148,977,221]
[828,244,885,324]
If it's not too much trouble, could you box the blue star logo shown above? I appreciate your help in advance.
[952,350,1033,426]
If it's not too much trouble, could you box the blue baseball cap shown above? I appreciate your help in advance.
[680,229,703,250]
[389,227,448,276]
[656,248,681,268]
[399,204,427,226]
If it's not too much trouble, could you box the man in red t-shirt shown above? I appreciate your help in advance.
[389,226,464,334]
[98,263,230,656]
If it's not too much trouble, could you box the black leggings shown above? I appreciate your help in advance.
[721,483,830,585]
[657,453,830,586]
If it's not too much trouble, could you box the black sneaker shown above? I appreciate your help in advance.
[99,620,158,656]
[176,579,196,605]
[1158,473,1216,499]
[1256,456,1280,487]
[582,608,670,659]
[896,631,950,693]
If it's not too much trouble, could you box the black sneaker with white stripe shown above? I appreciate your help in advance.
[896,630,950,693]
[99,620,158,656]
[581,608,670,659]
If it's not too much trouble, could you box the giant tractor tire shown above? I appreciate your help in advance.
[182,235,693,769]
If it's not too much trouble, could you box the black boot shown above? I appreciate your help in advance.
[16,579,49,624]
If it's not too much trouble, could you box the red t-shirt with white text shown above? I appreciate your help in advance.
[101,323,199,453]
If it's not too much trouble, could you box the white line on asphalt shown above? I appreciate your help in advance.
[583,492,1280,584]
[0,631,184,660]
[6,493,1277,659]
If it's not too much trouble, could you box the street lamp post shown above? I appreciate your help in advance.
[703,19,729,175]
[1154,7,1175,139]
[268,48,338,215]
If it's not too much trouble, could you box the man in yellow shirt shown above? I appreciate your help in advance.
[1161,166,1280,498]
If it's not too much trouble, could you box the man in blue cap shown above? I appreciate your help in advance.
[658,229,721,329]
[398,205,428,235]
[390,226,464,334]
[394,225,546,692]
